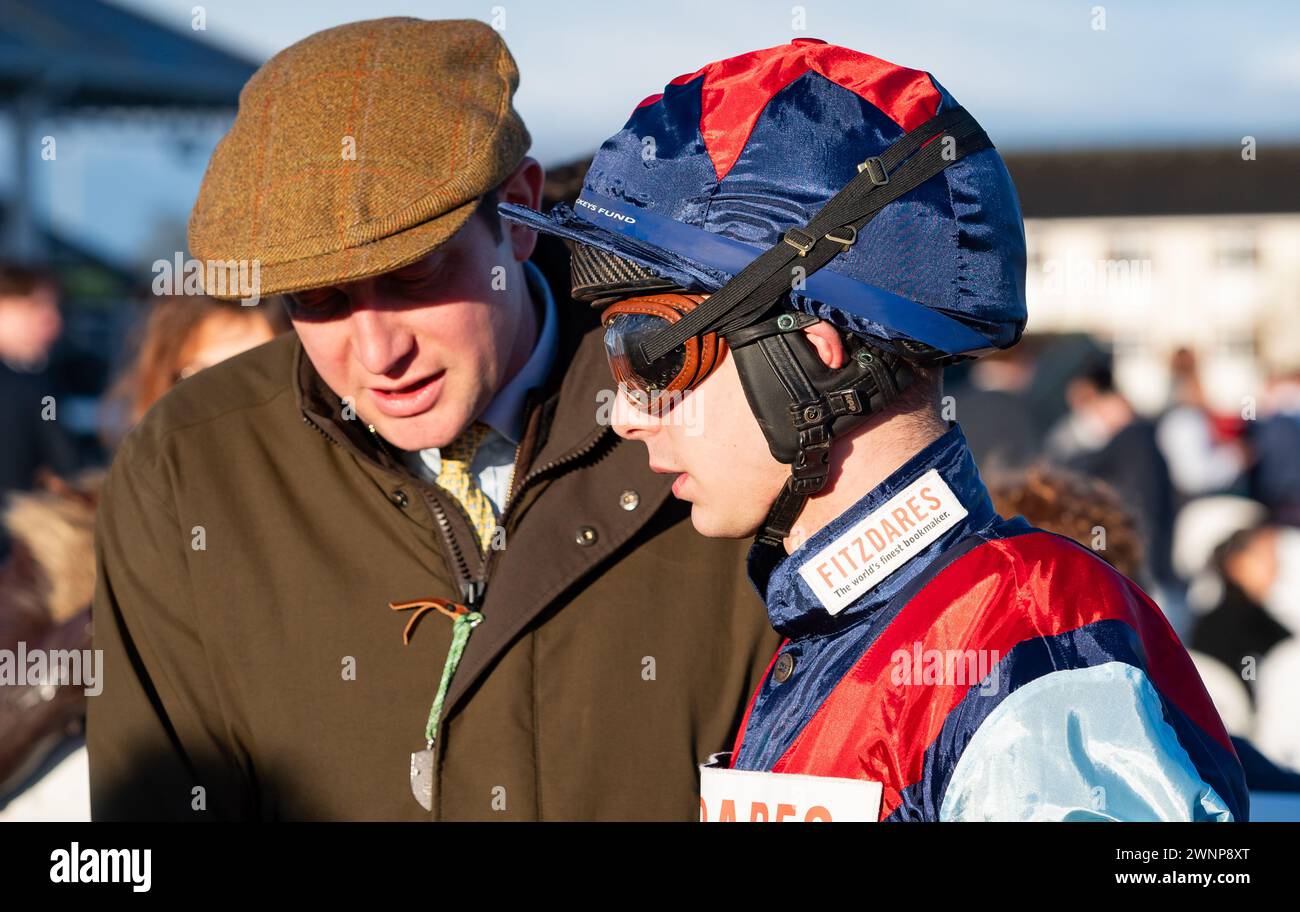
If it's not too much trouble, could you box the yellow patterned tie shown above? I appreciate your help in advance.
[435,422,497,554]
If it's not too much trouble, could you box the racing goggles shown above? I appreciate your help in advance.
[600,293,724,414]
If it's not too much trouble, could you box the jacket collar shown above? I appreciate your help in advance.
[750,423,999,640]
[295,338,402,473]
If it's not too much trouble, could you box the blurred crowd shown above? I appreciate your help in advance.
[1,256,1298,817]
[0,262,288,819]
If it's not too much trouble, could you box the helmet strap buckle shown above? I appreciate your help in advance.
[857,156,889,185]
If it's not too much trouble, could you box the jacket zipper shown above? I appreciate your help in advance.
[364,424,480,603]
[424,488,478,604]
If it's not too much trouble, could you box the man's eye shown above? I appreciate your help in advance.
[395,263,436,280]
[286,290,348,317]
[390,269,439,290]
[390,275,431,289]
[387,255,452,292]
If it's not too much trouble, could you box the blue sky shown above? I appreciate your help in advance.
[8,0,1300,272]
[114,0,1300,160]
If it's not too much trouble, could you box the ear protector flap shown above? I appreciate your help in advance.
[727,312,916,465]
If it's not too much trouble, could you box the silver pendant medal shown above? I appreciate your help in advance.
[410,745,435,811]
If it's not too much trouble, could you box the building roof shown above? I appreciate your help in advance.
[1005,145,1300,219]
[0,0,258,108]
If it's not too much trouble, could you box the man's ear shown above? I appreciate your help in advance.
[802,319,846,370]
[499,156,544,262]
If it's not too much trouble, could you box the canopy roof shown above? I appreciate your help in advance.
[0,0,258,109]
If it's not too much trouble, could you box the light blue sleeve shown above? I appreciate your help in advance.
[939,662,1234,821]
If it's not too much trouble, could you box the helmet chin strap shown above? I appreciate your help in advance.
[724,310,915,549]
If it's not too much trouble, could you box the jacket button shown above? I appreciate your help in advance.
[575,526,598,546]
[619,490,640,511]
[392,490,409,508]
[773,651,796,684]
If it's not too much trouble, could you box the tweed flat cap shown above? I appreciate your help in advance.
[189,17,530,299]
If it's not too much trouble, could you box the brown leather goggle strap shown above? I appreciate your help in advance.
[601,294,724,396]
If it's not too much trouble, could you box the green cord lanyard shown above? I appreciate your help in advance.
[423,609,483,748]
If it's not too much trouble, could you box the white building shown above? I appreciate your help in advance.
[1010,146,1300,416]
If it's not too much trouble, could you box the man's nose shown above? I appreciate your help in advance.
[610,390,662,441]
[348,293,413,376]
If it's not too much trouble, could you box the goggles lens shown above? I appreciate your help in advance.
[604,312,686,403]
[600,294,722,413]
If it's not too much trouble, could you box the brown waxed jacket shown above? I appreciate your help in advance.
[87,295,780,821]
